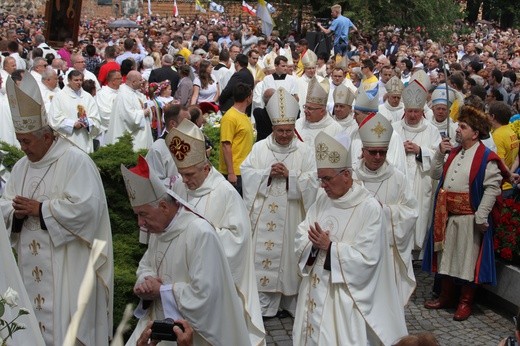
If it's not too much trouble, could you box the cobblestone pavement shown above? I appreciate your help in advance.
[264,265,517,345]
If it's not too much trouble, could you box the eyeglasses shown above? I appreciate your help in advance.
[365,149,388,156]
[317,170,346,184]
[303,105,324,112]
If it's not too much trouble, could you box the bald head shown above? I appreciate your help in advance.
[126,70,143,90]
[263,88,276,105]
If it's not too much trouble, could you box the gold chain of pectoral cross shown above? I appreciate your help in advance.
[271,151,291,164]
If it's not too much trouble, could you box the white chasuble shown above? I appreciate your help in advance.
[242,136,318,297]
[1,138,113,346]
[356,162,418,307]
[393,119,441,249]
[126,206,250,346]
[295,115,343,148]
[172,169,265,346]
[293,183,407,346]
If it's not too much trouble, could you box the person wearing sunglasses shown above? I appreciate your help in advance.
[293,130,407,345]
[355,112,418,308]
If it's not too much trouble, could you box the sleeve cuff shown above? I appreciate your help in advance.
[160,284,183,320]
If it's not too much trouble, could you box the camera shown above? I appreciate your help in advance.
[150,318,185,341]
[315,17,331,30]
[507,336,518,346]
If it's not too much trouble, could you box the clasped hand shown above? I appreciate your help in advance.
[308,222,331,251]
[12,195,41,219]
[270,163,288,178]
[134,276,163,300]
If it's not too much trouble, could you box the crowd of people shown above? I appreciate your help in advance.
[1,2,520,345]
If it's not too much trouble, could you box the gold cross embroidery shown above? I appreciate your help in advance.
[267,221,276,232]
[29,239,41,256]
[371,122,387,138]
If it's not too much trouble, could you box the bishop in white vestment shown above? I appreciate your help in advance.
[122,157,250,346]
[1,73,113,346]
[295,76,342,147]
[392,79,441,250]
[355,112,418,307]
[293,131,407,345]
[241,88,318,318]
[168,119,265,345]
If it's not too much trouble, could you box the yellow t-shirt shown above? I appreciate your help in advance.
[178,47,192,61]
[218,107,254,176]
[492,124,519,190]
[362,75,378,90]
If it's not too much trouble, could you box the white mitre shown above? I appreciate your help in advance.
[431,83,456,107]
[410,69,431,93]
[402,79,428,110]
[121,155,169,207]
[354,85,379,112]
[166,118,206,169]
[333,84,355,106]
[301,49,317,68]
[306,76,329,106]
[315,131,352,169]
[385,76,404,95]
[267,87,299,125]
[358,112,393,147]
[6,73,48,133]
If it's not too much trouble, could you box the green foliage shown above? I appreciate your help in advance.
[203,125,221,167]
[0,142,24,171]
[89,133,147,328]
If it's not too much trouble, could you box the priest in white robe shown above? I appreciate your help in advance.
[293,131,407,345]
[95,70,121,147]
[378,76,405,123]
[40,68,61,115]
[0,74,18,148]
[429,84,458,146]
[392,79,441,250]
[241,88,318,318]
[48,70,101,153]
[355,112,418,307]
[1,73,113,345]
[326,66,357,114]
[106,71,153,151]
[122,157,250,346]
[331,83,357,136]
[295,76,342,147]
[350,86,408,176]
[253,55,298,112]
[168,119,265,345]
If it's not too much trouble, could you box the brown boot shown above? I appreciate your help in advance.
[453,284,476,321]
[424,276,457,309]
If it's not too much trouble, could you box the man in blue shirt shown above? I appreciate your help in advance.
[317,4,357,57]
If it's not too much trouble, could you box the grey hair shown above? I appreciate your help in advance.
[189,54,202,66]
[142,56,154,69]
[41,66,57,80]
[149,193,177,208]
[32,125,55,139]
